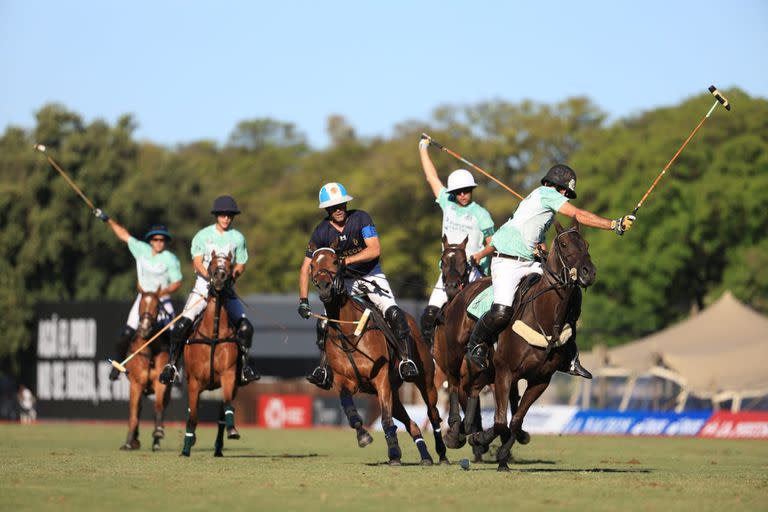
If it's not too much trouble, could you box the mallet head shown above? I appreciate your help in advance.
[708,85,731,111]
[108,358,127,373]
[33,143,47,153]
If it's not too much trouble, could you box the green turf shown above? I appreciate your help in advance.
[1,423,766,511]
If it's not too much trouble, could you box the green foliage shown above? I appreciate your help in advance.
[1,91,766,360]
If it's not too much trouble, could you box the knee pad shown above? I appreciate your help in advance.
[171,317,193,343]
[483,303,514,333]
[236,318,254,348]
[385,306,409,337]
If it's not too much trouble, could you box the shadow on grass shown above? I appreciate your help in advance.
[476,467,653,473]
[223,453,323,459]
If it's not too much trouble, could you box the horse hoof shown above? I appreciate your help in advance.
[472,453,483,463]
[119,443,131,451]
[214,451,223,458]
[388,459,402,466]
[152,443,161,452]
[357,431,373,448]
[227,429,240,440]
[440,457,451,465]
[420,458,434,467]
[497,464,510,472]
[467,433,480,447]
[516,430,531,445]
[181,451,190,457]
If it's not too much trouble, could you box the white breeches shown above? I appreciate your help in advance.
[125,293,175,329]
[490,257,542,307]
[180,276,247,322]
[427,266,484,308]
[343,264,398,314]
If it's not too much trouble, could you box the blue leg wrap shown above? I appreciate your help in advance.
[414,435,431,460]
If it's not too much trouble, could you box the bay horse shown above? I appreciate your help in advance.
[121,287,172,451]
[438,234,471,303]
[309,240,448,465]
[181,251,241,457]
[465,219,594,470]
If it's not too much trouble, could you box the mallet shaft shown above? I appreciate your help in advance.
[422,133,525,200]
[44,154,97,210]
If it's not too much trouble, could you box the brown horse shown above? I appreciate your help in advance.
[309,240,447,465]
[438,234,471,303]
[121,287,172,451]
[464,219,594,470]
[181,251,241,457]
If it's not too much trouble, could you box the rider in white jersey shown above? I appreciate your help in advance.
[418,138,495,346]
[96,212,182,381]
[466,164,636,374]
[159,195,259,386]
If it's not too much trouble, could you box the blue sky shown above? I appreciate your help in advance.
[1,1,766,148]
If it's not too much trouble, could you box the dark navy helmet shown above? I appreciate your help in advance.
[211,195,241,215]
[541,164,577,199]
[144,224,172,241]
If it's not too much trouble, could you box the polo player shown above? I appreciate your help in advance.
[418,137,495,346]
[466,164,635,374]
[298,182,420,388]
[95,210,182,381]
[159,195,259,386]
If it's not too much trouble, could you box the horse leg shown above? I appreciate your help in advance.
[469,367,512,460]
[509,382,530,445]
[374,374,401,466]
[391,393,433,466]
[340,388,372,448]
[496,379,549,472]
[463,392,486,462]
[470,390,489,462]
[152,372,168,452]
[221,370,239,440]
[214,402,225,457]
[414,363,448,464]
[122,381,142,450]
[443,388,465,450]
[182,379,200,457]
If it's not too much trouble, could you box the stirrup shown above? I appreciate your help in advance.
[398,359,419,382]
[159,364,178,385]
[240,364,261,384]
[306,366,332,390]
[467,343,489,370]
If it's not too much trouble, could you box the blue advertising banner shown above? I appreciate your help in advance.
[563,410,713,436]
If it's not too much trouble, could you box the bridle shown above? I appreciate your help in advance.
[209,253,233,295]
[441,244,471,293]
[311,248,346,299]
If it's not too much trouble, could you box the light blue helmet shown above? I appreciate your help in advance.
[318,182,353,209]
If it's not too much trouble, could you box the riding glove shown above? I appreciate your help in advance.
[93,208,109,222]
[611,214,635,235]
[298,298,312,319]
[418,138,430,150]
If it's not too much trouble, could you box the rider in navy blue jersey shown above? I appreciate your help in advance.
[298,182,419,388]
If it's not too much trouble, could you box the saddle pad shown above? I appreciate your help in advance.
[467,285,494,320]
[512,320,572,348]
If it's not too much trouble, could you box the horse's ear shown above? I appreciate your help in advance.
[228,251,233,261]
[330,237,339,250]
[441,234,448,248]
[571,217,580,231]
[460,235,468,249]
[210,249,217,260]
[554,220,564,234]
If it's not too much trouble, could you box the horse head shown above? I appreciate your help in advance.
[208,250,233,294]
[137,285,161,339]
[440,234,470,301]
[308,238,345,304]
[549,219,596,288]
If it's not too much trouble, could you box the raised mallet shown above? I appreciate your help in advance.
[632,85,731,215]
[421,133,525,200]
[34,144,97,210]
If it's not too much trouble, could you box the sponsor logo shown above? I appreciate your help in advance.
[564,410,711,436]
[699,411,768,439]
[257,395,312,429]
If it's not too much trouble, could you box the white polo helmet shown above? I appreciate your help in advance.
[318,182,353,209]
[446,169,477,193]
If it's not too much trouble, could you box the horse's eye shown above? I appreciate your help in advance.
[560,241,567,248]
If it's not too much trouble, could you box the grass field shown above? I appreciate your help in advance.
[1,422,767,512]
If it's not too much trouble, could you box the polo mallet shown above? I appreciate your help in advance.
[310,309,371,336]
[421,133,525,200]
[108,295,206,374]
[33,144,97,210]
[632,85,731,215]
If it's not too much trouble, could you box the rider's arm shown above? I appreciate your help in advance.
[558,202,613,230]
[159,280,182,297]
[472,235,496,262]
[106,218,131,243]
[299,256,312,299]
[419,142,444,198]
[345,236,381,265]
[192,255,209,279]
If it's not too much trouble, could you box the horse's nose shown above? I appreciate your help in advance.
[580,264,596,284]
